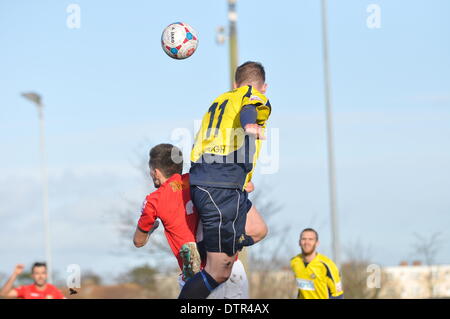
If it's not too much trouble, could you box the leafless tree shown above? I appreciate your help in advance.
[411,231,444,298]
[341,240,384,299]
[246,183,298,298]
[113,142,177,272]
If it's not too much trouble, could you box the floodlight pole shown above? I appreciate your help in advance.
[21,93,53,283]
[228,0,238,88]
[320,0,341,268]
[226,0,251,274]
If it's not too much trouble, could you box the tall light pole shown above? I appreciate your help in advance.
[228,0,238,88]
[226,0,251,274]
[21,92,53,283]
[216,0,250,274]
[320,0,341,268]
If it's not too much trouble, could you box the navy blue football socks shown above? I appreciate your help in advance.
[178,269,220,299]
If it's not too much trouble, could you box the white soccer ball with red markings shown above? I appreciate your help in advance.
[161,22,199,60]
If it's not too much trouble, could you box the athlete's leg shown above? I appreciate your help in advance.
[179,242,202,280]
[179,186,246,299]
[207,258,248,299]
[245,205,268,244]
[178,267,220,299]
[204,251,237,284]
[178,251,236,299]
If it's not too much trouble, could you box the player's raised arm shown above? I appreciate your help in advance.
[238,69,271,141]
[0,264,23,298]
[240,95,270,140]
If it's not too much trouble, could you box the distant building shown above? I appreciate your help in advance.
[380,264,450,299]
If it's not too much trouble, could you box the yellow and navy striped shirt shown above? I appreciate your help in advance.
[190,85,271,190]
[290,253,344,299]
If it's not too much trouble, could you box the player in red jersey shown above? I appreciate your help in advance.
[0,263,65,299]
[133,143,201,278]
[133,143,266,296]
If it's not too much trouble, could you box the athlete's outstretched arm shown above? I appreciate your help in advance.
[0,264,23,298]
[133,220,160,248]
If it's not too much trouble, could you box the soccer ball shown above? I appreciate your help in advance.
[161,22,199,60]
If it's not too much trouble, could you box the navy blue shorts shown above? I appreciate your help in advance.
[191,185,253,256]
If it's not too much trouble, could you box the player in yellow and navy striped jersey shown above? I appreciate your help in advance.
[179,61,271,299]
[190,83,271,190]
[290,228,344,299]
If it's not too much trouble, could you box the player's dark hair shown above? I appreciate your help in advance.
[31,262,47,273]
[300,228,319,241]
[235,61,266,86]
[149,143,183,178]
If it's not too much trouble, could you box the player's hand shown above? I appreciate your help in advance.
[245,181,255,193]
[14,264,25,276]
[244,124,266,140]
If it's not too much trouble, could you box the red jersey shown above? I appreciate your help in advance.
[138,173,199,270]
[14,284,65,299]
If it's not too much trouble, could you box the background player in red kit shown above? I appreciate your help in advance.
[0,263,65,299]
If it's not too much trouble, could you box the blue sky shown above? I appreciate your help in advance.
[1,0,449,282]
